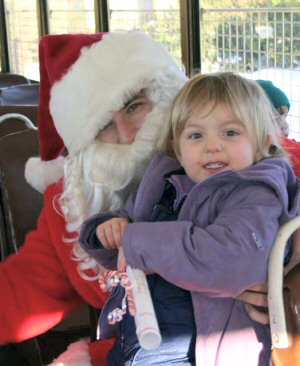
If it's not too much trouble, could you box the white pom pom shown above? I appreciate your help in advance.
[25,156,65,193]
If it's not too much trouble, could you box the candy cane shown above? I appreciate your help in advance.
[126,265,162,350]
[98,266,162,350]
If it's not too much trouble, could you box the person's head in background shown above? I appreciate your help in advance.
[256,79,290,138]
[26,31,188,235]
[161,72,285,183]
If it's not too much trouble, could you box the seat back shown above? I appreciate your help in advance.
[0,129,43,258]
[0,73,31,88]
[0,105,38,126]
[0,122,92,364]
[0,84,39,106]
[0,128,44,365]
[0,112,37,139]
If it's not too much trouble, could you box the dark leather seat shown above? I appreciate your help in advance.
[0,129,42,257]
[0,84,39,106]
[0,105,38,126]
[0,128,43,365]
[0,73,31,88]
[0,112,37,139]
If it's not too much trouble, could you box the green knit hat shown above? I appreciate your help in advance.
[256,79,290,111]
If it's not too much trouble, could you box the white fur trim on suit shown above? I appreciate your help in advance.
[47,339,91,366]
[25,156,64,193]
[50,31,187,156]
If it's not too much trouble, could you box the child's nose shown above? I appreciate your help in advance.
[205,135,222,152]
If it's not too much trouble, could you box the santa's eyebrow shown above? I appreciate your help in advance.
[122,93,145,109]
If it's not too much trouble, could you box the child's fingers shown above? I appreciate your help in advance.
[96,218,129,249]
[117,247,127,272]
[109,220,122,249]
[96,224,116,249]
[96,225,108,248]
[113,219,128,248]
[120,219,128,239]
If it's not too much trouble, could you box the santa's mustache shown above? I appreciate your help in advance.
[82,139,153,192]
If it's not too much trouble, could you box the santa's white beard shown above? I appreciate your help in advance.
[89,142,148,190]
[83,137,154,209]
[61,134,156,233]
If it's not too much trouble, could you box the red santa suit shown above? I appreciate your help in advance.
[0,180,114,365]
[281,136,300,177]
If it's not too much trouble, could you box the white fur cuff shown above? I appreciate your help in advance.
[47,339,92,366]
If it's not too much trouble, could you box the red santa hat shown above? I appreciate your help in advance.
[25,31,187,193]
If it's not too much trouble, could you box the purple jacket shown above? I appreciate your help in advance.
[80,154,300,366]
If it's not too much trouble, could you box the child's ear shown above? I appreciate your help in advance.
[255,135,271,162]
[259,134,277,160]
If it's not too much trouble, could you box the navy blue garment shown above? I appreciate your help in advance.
[109,178,196,366]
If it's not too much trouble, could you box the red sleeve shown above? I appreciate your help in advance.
[281,136,300,177]
[89,339,116,366]
[0,183,108,343]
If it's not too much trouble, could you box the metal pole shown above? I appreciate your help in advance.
[94,0,109,32]
[37,0,49,38]
[180,0,201,76]
[0,0,10,72]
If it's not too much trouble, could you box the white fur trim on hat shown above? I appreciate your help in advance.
[25,156,64,193]
[50,31,187,156]
[47,339,91,366]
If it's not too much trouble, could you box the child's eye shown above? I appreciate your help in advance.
[188,132,202,140]
[225,129,239,136]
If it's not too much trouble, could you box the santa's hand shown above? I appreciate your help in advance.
[117,247,127,272]
[96,217,129,249]
[236,283,269,325]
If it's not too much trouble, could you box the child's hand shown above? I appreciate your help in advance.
[117,247,127,272]
[96,217,129,249]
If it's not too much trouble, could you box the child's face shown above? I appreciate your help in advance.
[176,102,259,184]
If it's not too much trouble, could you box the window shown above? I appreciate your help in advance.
[48,0,96,34]
[108,0,181,65]
[5,0,39,80]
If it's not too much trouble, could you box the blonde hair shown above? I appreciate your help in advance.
[161,72,285,160]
